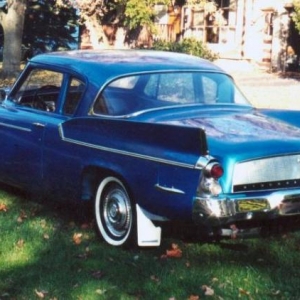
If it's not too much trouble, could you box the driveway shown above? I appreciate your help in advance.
[214,59,300,110]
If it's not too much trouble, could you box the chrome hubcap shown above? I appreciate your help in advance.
[103,186,131,238]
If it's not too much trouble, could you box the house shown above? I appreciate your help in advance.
[155,0,298,72]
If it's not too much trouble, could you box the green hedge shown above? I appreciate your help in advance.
[151,38,219,61]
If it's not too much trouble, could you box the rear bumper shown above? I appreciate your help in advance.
[193,189,300,237]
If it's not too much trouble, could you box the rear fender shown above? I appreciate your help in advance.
[59,117,208,167]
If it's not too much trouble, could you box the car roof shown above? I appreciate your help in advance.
[30,49,225,86]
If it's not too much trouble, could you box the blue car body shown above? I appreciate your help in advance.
[1,49,300,247]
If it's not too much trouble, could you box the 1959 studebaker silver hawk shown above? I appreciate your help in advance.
[1,49,300,247]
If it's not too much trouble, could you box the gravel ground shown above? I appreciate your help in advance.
[214,59,300,110]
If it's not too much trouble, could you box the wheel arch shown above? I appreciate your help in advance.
[80,165,136,204]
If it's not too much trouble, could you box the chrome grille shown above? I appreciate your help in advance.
[232,155,300,192]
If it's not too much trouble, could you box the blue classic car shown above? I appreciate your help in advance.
[1,50,300,247]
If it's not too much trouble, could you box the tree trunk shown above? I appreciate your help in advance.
[84,14,110,49]
[82,14,128,49]
[0,0,26,78]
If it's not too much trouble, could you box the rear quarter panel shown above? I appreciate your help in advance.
[57,118,207,219]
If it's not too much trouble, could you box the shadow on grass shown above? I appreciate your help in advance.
[1,183,300,299]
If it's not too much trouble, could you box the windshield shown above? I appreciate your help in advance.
[93,71,251,116]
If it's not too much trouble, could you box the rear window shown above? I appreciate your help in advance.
[93,71,250,116]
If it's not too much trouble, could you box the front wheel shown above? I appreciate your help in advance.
[95,177,135,247]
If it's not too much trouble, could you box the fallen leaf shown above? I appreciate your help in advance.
[95,289,107,295]
[166,248,182,258]
[16,239,25,248]
[202,285,214,296]
[73,233,82,245]
[271,290,280,295]
[239,288,251,297]
[43,234,50,240]
[40,219,47,228]
[35,289,48,298]
[171,243,180,250]
[17,210,27,223]
[0,203,8,212]
[164,243,183,258]
[188,295,199,300]
[91,270,105,279]
[150,275,160,283]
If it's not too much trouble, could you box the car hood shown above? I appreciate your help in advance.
[138,106,300,161]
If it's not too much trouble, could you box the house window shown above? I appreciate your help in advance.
[187,0,237,44]
[206,0,236,43]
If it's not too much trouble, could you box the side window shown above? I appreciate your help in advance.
[63,77,85,115]
[93,76,139,116]
[13,69,63,112]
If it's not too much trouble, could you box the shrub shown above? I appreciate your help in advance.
[151,38,219,61]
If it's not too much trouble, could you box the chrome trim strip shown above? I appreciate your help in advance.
[59,125,196,169]
[33,122,46,128]
[155,184,185,194]
[0,122,31,132]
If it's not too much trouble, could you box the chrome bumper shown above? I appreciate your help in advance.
[193,189,300,229]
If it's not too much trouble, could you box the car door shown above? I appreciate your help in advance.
[0,67,65,191]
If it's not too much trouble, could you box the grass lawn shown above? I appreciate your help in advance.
[1,185,300,300]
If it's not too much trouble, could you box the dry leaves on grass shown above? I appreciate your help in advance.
[91,270,105,279]
[202,285,215,296]
[161,243,183,259]
[150,275,160,283]
[17,210,28,223]
[0,203,8,212]
[35,289,48,298]
[72,232,83,245]
[239,287,254,299]
[72,232,91,245]
[16,239,25,248]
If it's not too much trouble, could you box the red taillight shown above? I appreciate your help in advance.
[205,162,223,179]
[210,164,223,178]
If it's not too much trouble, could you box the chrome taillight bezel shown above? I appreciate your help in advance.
[197,156,223,197]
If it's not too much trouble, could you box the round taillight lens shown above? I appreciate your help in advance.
[210,163,224,179]
[205,162,224,179]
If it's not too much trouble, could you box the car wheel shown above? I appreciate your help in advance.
[95,176,134,247]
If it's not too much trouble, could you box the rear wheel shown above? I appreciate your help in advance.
[95,177,134,246]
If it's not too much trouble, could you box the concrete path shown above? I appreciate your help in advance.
[214,59,300,110]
